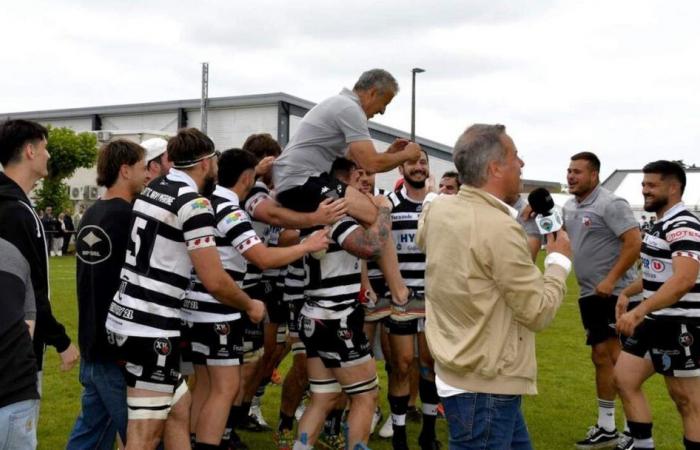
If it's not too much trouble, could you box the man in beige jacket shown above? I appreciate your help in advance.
[417,123,572,449]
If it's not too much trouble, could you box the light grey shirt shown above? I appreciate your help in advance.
[273,88,372,194]
[563,185,638,297]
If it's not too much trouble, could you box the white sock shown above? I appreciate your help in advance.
[634,437,655,449]
[597,398,616,431]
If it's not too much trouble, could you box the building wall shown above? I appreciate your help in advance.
[188,105,278,150]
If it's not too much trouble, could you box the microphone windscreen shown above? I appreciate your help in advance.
[528,188,555,215]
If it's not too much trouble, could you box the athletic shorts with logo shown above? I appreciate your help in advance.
[288,299,305,338]
[578,294,619,345]
[181,320,244,366]
[262,279,287,325]
[108,331,182,393]
[384,317,425,335]
[622,317,700,377]
[300,306,373,369]
[276,173,347,213]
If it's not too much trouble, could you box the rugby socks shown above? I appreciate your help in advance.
[389,394,409,449]
[323,408,345,437]
[255,376,271,403]
[418,377,439,444]
[685,437,700,450]
[597,398,616,431]
[279,411,295,432]
[628,421,655,449]
[194,443,219,450]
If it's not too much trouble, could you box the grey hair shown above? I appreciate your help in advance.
[353,69,399,95]
[452,124,507,187]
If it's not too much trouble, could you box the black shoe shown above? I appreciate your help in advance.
[575,425,618,449]
[228,430,249,450]
[238,413,272,432]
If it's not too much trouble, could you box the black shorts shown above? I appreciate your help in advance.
[181,320,244,366]
[622,318,700,377]
[384,317,425,335]
[107,331,181,393]
[262,279,287,325]
[578,295,618,346]
[242,285,265,353]
[300,306,373,369]
[276,173,348,213]
[288,299,305,337]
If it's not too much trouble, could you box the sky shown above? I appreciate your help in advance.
[2,0,699,183]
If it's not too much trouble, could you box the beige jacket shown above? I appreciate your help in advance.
[417,185,568,395]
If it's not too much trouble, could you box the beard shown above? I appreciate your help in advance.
[404,173,427,189]
[201,174,217,197]
[644,195,667,213]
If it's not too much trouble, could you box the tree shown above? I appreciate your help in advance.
[35,126,98,212]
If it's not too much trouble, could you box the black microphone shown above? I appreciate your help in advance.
[527,188,563,234]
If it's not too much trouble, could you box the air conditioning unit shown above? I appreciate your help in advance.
[69,186,82,200]
[83,185,100,200]
[96,131,112,142]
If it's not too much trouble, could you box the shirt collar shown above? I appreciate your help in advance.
[167,168,198,191]
[575,183,601,206]
[485,192,519,219]
[660,201,686,221]
[214,185,240,205]
[340,88,361,106]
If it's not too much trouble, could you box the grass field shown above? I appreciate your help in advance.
[38,256,685,449]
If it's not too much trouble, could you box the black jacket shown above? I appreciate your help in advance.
[0,172,71,370]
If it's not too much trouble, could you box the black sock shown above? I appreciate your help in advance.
[256,376,271,398]
[685,437,700,450]
[418,377,439,442]
[223,406,236,439]
[628,421,654,449]
[194,443,220,450]
[278,411,295,432]
[323,408,345,436]
[389,394,409,447]
[229,405,245,429]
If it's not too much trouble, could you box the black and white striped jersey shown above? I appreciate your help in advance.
[243,181,279,286]
[642,202,700,321]
[366,188,388,297]
[302,217,361,319]
[387,187,426,294]
[182,186,262,323]
[105,170,217,338]
[283,258,306,303]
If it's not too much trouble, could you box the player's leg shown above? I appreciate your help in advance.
[417,329,440,449]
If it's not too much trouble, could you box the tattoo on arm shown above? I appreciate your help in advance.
[344,207,391,259]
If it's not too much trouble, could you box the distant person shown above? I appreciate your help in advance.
[564,151,642,449]
[142,137,171,184]
[0,237,38,450]
[615,161,700,450]
[41,206,57,256]
[0,119,79,391]
[54,212,66,256]
[67,140,147,450]
[418,123,571,449]
[438,170,460,195]
[61,209,75,255]
[73,204,85,228]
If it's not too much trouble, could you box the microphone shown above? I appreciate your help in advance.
[527,188,563,235]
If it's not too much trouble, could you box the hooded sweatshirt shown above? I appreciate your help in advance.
[0,172,71,370]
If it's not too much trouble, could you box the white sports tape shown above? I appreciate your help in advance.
[309,378,342,394]
[127,396,172,420]
[291,341,306,355]
[342,376,378,396]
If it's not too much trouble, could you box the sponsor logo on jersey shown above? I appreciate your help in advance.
[214,323,230,336]
[191,198,211,210]
[679,331,694,347]
[153,337,172,356]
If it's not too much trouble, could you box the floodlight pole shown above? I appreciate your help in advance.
[410,67,425,141]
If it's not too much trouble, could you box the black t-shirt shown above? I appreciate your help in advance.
[75,198,132,362]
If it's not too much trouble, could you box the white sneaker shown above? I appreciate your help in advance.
[370,407,383,434]
[378,415,393,438]
[249,404,270,430]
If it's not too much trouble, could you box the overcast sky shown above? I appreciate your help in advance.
[2,0,699,183]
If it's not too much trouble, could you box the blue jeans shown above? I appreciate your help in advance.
[441,393,532,450]
[67,359,127,450]
[0,399,38,450]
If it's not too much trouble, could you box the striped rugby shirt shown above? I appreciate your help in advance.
[642,202,700,321]
[182,185,261,323]
[302,216,361,319]
[387,187,426,295]
[105,170,217,338]
[243,181,280,287]
[284,258,306,303]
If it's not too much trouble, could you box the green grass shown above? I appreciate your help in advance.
[39,255,685,449]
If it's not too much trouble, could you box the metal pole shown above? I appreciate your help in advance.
[410,68,425,141]
[201,62,209,134]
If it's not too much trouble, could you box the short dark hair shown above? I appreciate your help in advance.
[642,160,686,194]
[217,149,258,188]
[167,128,215,168]
[0,120,49,166]
[330,157,357,180]
[441,170,460,184]
[96,140,145,188]
[571,151,601,173]
[242,133,281,162]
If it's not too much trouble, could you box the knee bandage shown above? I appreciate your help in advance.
[291,341,306,356]
[309,378,342,394]
[127,377,189,420]
[342,376,378,396]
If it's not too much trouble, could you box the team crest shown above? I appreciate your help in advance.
[153,337,172,356]
[303,317,315,336]
[582,216,592,227]
[337,328,353,340]
[214,323,230,336]
[679,331,694,347]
